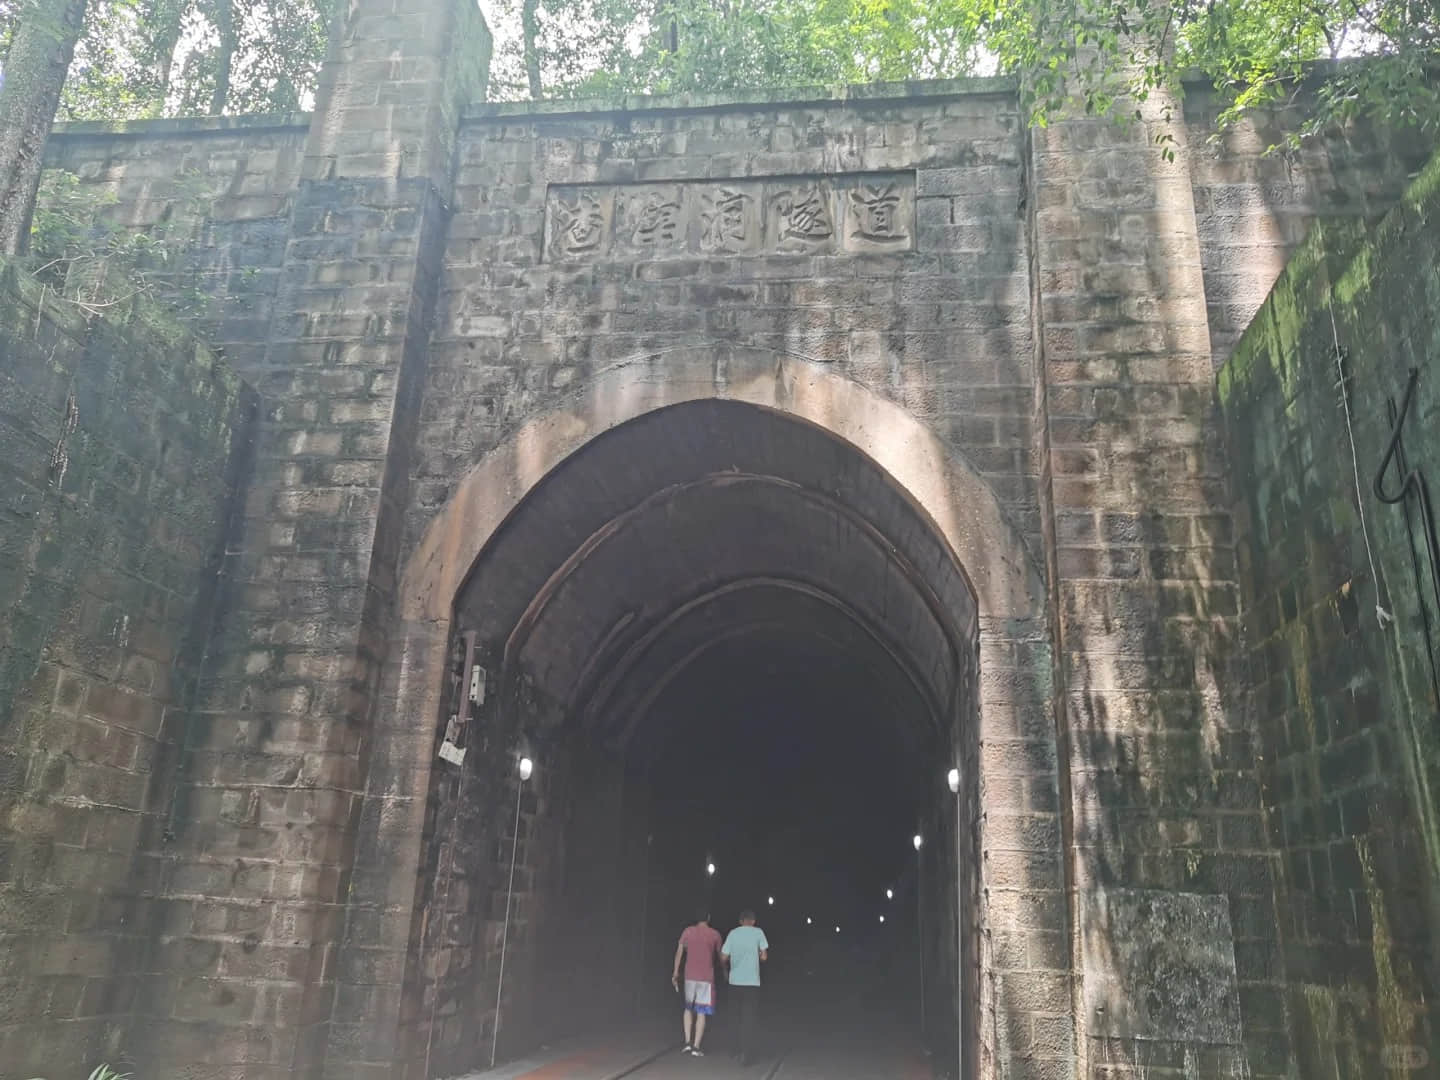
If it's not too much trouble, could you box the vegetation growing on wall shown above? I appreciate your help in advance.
[26,167,220,315]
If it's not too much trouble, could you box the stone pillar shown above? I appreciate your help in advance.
[138,3,490,1078]
[1030,92,1290,1077]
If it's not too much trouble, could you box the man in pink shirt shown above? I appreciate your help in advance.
[671,909,723,1056]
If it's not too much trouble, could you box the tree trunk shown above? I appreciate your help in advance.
[148,0,191,114]
[0,0,90,256]
[208,0,235,115]
[521,0,543,99]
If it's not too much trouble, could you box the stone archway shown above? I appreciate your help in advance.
[328,346,1061,1080]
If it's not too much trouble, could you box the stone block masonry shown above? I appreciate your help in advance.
[42,115,310,374]
[1220,153,1440,1079]
[0,258,257,1077]
[12,3,1440,1076]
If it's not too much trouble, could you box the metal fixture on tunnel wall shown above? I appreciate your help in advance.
[914,832,926,1048]
[491,755,534,1069]
[948,767,963,1080]
[440,631,484,766]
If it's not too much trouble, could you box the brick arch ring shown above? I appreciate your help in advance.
[400,344,1046,625]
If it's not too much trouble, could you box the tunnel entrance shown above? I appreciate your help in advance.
[400,396,991,1078]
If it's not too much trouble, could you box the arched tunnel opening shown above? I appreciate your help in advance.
[405,399,982,1078]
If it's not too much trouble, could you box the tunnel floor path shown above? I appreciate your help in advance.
[466,988,935,1080]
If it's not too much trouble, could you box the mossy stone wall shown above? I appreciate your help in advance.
[0,260,257,1075]
[1220,152,1440,1077]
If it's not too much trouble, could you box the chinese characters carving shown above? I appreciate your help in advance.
[847,183,907,247]
[624,187,683,251]
[771,184,833,250]
[545,173,914,261]
[701,187,756,253]
[551,192,608,258]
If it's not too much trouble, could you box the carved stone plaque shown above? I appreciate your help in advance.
[544,173,915,261]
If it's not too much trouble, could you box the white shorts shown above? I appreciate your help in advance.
[684,979,715,1014]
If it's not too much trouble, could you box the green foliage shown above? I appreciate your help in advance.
[1,0,334,119]
[27,167,217,317]
[5,0,1438,141]
[488,0,985,100]
[486,0,1440,147]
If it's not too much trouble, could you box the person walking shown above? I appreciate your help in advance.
[672,910,723,1057]
[722,909,770,1066]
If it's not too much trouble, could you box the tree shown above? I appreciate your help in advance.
[493,0,1440,145]
[0,0,90,254]
[206,0,234,115]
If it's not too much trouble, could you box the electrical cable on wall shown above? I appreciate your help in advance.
[1330,306,1394,629]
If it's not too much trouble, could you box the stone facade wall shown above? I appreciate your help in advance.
[42,115,309,372]
[1182,83,1432,370]
[12,7,1440,1075]
[1219,158,1440,1078]
[0,260,257,1076]
[413,83,1036,554]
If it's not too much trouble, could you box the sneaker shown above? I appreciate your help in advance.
[691,1048,706,1058]
[682,1045,693,1055]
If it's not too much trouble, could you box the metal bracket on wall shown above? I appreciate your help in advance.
[439,630,481,766]
[1373,366,1440,704]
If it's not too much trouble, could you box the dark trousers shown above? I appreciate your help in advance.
[732,985,760,1061]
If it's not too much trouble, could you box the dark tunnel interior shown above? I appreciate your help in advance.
[422,399,982,1074]
[634,633,935,1024]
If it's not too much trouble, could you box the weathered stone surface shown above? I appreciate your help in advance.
[7,7,1439,1079]
[1220,152,1440,1080]
[1081,888,1242,1043]
[0,258,256,1077]
[544,173,915,261]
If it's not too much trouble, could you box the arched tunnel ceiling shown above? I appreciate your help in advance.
[610,609,936,773]
[452,400,979,754]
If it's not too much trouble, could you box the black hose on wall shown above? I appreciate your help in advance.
[1372,366,1440,710]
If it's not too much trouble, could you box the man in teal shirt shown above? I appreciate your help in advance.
[722,910,770,1066]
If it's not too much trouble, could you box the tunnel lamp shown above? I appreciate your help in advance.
[768,896,774,906]
[806,917,812,925]
[915,828,927,1047]
[493,754,534,1067]
[706,862,716,877]
[879,915,886,924]
[835,926,841,933]
[948,766,963,1079]
[886,888,894,900]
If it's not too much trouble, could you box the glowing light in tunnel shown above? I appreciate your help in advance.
[886,888,893,900]
[879,915,885,923]
[806,917,812,925]
[913,834,923,851]
[518,757,533,781]
[706,862,716,877]
[947,767,960,794]
[834,926,840,933]
[768,896,774,906]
